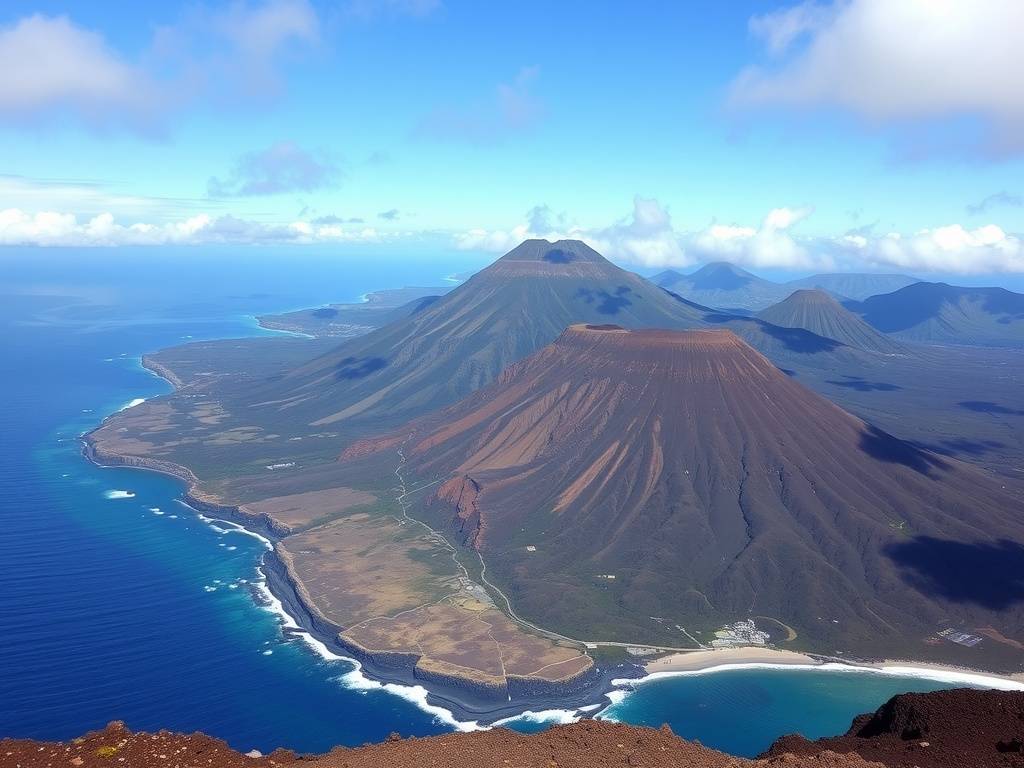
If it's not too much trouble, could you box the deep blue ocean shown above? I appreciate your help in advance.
[0,247,968,758]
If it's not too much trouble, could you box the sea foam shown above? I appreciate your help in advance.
[104,490,136,499]
[251,568,482,732]
[119,398,146,411]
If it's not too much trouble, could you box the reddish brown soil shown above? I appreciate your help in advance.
[343,323,1024,661]
[1,720,880,768]
[763,688,1024,767]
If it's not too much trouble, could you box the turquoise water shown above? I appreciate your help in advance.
[0,248,980,757]
[601,667,955,757]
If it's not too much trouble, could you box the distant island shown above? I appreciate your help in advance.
[85,240,1024,720]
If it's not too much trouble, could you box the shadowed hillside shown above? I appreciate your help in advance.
[346,325,1024,665]
[849,282,1024,347]
[758,290,905,354]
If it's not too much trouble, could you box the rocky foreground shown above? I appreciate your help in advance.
[2,689,1021,768]
[0,720,877,768]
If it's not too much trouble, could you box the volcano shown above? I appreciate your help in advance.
[656,262,791,311]
[345,324,1024,663]
[251,240,711,431]
[758,289,905,354]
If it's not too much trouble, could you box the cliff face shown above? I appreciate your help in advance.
[0,718,883,768]
[763,688,1024,767]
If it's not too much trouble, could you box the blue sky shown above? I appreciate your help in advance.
[2,0,1024,279]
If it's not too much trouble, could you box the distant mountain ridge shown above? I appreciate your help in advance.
[654,263,919,310]
[786,273,918,301]
[848,282,1024,347]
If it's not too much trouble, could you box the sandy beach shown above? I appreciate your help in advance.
[645,647,818,674]
[641,647,1024,690]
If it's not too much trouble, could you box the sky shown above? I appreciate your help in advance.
[2,0,1024,280]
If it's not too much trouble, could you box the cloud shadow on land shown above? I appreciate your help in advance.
[575,286,634,315]
[859,424,947,475]
[826,376,902,392]
[960,400,1024,417]
[886,536,1024,610]
[335,356,388,380]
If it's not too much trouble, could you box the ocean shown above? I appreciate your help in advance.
[0,247,984,758]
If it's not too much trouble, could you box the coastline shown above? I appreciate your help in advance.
[81,358,640,726]
[83,357,1024,731]
[83,436,641,725]
[617,647,1024,693]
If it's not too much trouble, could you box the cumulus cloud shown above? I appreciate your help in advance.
[208,142,340,197]
[730,0,1024,157]
[417,66,543,143]
[588,197,688,268]
[0,208,380,247]
[378,208,402,220]
[0,15,163,130]
[967,191,1022,216]
[0,1,319,132]
[691,207,829,270]
[843,224,1024,274]
[454,199,1024,274]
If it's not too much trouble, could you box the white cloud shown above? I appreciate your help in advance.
[858,224,1024,273]
[588,197,688,268]
[730,0,1024,156]
[0,2,320,132]
[455,197,687,268]
[0,15,160,129]
[691,207,830,270]
[454,200,1024,274]
[0,208,381,247]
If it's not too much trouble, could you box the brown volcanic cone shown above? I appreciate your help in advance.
[346,324,1024,662]
[250,239,710,432]
[757,289,904,354]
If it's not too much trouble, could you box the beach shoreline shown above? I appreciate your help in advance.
[631,647,1024,691]
[82,358,1024,731]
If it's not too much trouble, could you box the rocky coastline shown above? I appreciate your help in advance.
[81,428,642,727]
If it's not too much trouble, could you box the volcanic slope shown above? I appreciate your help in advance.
[249,239,711,433]
[849,282,1024,347]
[757,290,905,354]
[345,325,1024,667]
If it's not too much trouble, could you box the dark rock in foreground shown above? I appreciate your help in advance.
[763,688,1024,767]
